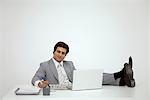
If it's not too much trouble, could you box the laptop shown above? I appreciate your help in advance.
[72,68,103,91]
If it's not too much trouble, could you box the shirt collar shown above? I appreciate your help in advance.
[52,58,63,68]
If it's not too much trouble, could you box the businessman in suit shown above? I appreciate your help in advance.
[32,41,135,89]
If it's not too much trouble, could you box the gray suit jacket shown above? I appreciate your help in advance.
[32,59,76,85]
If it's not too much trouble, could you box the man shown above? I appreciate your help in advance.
[32,41,135,89]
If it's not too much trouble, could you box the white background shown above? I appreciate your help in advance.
[148,0,150,98]
[0,0,3,99]
[0,0,150,99]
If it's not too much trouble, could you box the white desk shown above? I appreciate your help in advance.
[2,85,142,100]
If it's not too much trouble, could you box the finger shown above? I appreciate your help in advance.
[39,83,48,88]
[38,82,45,88]
[42,80,49,84]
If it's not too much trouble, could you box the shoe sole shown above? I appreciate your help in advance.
[124,64,135,87]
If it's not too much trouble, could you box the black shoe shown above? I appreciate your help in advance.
[124,61,135,87]
[119,77,126,86]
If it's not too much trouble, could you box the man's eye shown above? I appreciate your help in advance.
[62,52,65,55]
[57,51,60,53]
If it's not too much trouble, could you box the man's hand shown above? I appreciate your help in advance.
[38,80,49,88]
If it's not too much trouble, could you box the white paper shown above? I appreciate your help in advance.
[15,86,41,95]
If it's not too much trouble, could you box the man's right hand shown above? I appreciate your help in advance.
[38,80,49,88]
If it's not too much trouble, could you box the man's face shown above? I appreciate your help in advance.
[53,47,67,62]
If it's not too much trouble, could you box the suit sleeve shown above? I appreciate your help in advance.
[71,61,76,70]
[68,61,76,83]
[31,63,46,85]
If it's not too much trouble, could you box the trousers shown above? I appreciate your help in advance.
[103,73,120,86]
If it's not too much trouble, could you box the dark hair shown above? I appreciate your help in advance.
[53,41,69,54]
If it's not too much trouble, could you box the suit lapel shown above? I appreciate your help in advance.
[48,59,59,81]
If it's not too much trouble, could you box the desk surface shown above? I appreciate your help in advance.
[2,85,145,100]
